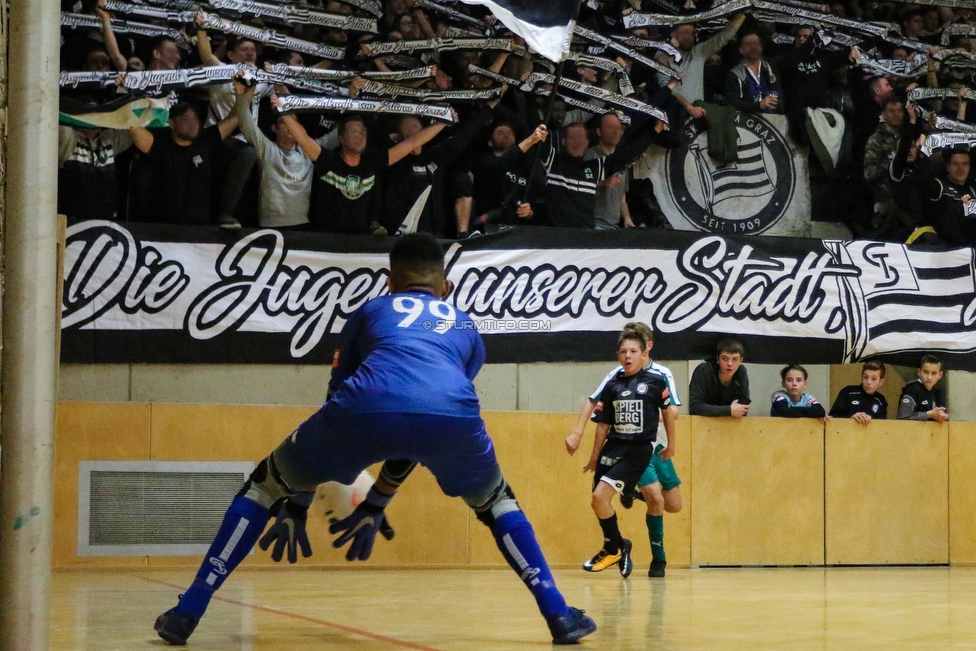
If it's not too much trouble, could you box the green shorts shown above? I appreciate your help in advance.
[637,446,682,491]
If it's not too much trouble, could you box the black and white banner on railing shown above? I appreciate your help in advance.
[574,26,679,79]
[200,12,345,60]
[59,70,120,89]
[565,53,635,96]
[58,64,346,96]
[332,0,384,19]
[609,36,683,63]
[60,221,976,370]
[633,113,812,237]
[414,0,485,30]
[942,24,976,46]
[623,0,750,29]
[101,1,195,24]
[752,1,888,36]
[525,72,668,122]
[816,29,862,48]
[359,79,501,101]
[136,0,197,9]
[270,64,435,82]
[930,115,976,134]
[275,95,456,122]
[854,52,929,79]
[940,52,976,71]
[919,133,976,157]
[465,63,519,85]
[210,0,379,33]
[909,87,976,103]
[900,0,976,7]
[60,13,191,49]
[361,37,526,58]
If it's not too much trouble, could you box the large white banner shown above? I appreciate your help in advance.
[61,221,976,369]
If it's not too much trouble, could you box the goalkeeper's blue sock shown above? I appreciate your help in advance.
[175,496,270,618]
[491,510,570,619]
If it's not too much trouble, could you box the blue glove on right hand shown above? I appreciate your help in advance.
[329,487,395,561]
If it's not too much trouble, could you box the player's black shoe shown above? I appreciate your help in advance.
[154,606,199,646]
[648,559,667,578]
[619,488,644,509]
[618,539,634,578]
[547,607,597,644]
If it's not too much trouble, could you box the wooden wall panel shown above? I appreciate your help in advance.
[55,402,965,570]
[825,419,948,565]
[53,402,152,568]
[691,416,824,566]
[469,412,599,567]
[149,404,317,462]
[949,422,976,565]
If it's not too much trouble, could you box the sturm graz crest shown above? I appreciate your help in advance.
[666,113,795,235]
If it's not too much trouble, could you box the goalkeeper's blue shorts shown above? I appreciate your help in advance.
[272,403,500,499]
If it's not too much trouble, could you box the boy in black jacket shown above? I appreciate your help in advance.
[898,355,949,422]
[688,338,750,418]
[829,360,888,424]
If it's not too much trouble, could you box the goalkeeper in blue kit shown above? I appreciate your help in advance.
[153,233,596,646]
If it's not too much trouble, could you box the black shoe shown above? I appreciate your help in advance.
[648,559,666,578]
[619,489,643,509]
[547,607,597,645]
[618,538,633,578]
[154,607,199,646]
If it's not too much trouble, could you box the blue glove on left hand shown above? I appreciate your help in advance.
[329,487,394,561]
[259,497,313,564]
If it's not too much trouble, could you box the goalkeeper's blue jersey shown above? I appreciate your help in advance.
[326,291,484,417]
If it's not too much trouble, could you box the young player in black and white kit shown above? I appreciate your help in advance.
[580,329,676,578]
[566,323,682,577]
[897,355,949,422]
[829,360,888,424]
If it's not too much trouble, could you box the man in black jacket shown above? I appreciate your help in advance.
[509,81,680,229]
[688,338,751,418]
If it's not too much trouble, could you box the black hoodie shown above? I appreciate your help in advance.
[688,358,750,417]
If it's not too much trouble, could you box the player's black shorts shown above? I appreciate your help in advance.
[592,438,653,494]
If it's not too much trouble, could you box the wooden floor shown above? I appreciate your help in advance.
[51,567,976,650]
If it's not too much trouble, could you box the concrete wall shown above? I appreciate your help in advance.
[60,361,973,420]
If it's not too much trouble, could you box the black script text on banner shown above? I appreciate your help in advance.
[61,221,976,370]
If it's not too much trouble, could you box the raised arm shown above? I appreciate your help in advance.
[388,120,448,166]
[272,95,322,161]
[699,12,747,56]
[96,2,128,71]
[194,9,222,67]
[129,126,154,154]
[232,76,268,158]
[518,123,548,153]
[216,110,240,140]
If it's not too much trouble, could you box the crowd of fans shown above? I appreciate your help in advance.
[58,0,976,243]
